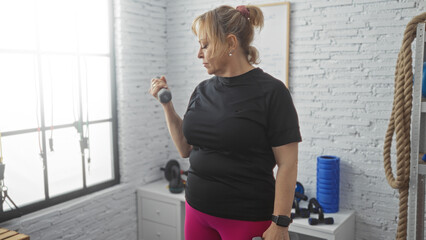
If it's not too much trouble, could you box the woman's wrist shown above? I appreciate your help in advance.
[270,222,289,231]
[161,101,173,110]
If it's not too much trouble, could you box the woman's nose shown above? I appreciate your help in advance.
[197,48,203,59]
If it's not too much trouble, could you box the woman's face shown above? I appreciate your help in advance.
[198,37,228,75]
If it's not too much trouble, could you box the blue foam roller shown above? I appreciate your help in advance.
[317,155,340,213]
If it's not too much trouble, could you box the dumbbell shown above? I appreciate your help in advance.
[155,76,172,103]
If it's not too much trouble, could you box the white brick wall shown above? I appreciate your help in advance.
[1,0,425,240]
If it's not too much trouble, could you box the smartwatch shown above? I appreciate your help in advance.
[271,215,293,227]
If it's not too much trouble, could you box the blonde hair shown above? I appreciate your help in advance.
[191,5,264,64]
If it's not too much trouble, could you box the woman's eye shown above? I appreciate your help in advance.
[201,45,208,49]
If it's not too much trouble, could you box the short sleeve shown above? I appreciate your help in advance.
[184,85,199,116]
[266,82,302,147]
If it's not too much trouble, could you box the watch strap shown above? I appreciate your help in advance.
[271,214,292,227]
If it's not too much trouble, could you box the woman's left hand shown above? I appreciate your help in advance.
[262,223,290,240]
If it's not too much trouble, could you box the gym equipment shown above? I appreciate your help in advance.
[308,198,334,225]
[383,14,426,239]
[308,198,320,214]
[295,181,305,202]
[155,76,172,103]
[0,133,20,214]
[295,191,308,201]
[422,62,426,97]
[291,197,310,219]
[316,155,340,213]
[291,182,310,219]
[0,163,4,181]
[1,185,19,213]
[160,160,184,193]
[158,88,172,103]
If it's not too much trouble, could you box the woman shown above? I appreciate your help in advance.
[149,5,301,240]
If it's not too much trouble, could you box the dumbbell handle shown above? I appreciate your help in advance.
[156,76,172,103]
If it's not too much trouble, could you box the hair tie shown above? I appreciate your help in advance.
[236,5,250,20]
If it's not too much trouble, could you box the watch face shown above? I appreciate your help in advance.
[277,215,291,226]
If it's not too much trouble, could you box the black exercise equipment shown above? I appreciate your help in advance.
[291,183,310,219]
[292,182,307,208]
[160,160,185,194]
[308,197,320,214]
[308,198,334,225]
[291,198,310,219]
[295,191,308,201]
[295,181,305,202]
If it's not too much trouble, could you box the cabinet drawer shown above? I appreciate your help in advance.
[141,220,177,240]
[142,197,177,227]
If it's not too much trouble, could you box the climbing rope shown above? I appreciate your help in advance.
[383,12,426,240]
[0,131,3,164]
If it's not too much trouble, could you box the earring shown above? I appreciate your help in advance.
[229,52,233,56]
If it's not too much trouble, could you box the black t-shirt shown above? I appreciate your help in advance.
[182,68,301,221]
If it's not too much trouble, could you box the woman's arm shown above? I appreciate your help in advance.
[263,142,299,240]
[272,142,298,218]
[162,101,193,158]
[149,76,192,158]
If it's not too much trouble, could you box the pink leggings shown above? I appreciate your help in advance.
[185,201,271,240]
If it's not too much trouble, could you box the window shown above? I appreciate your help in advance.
[0,0,119,222]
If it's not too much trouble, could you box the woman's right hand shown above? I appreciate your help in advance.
[149,76,169,102]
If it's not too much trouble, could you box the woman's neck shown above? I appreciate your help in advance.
[218,56,255,77]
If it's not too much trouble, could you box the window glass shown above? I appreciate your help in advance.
[46,127,83,197]
[38,0,78,52]
[81,56,112,122]
[42,55,80,126]
[86,122,114,187]
[0,0,37,50]
[2,133,45,207]
[77,0,109,54]
[0,53,38,132]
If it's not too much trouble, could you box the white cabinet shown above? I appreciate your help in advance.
[137,180,355,240]
[137,180,185,240]
[141,198,177,227]
[141,220,177,240]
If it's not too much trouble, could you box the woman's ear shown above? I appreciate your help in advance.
[226,34,238,52]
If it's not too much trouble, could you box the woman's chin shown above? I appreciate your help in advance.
[206,69,215,75]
